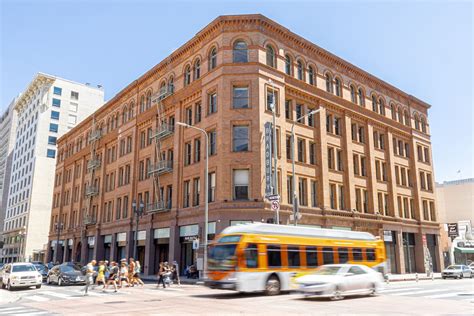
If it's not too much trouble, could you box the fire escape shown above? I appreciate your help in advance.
[83,118,101,226]
[148,82,174,212]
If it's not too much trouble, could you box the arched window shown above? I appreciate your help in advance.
[325,73,332,93]
[334,78,342,96]
[146,90,152,109]
[421,116,427,133]
[140,95,145,113]
[129,102,134,119]
[106,118,110,133]
[297,60,304,80]
[391,104,396,120]
[358,88,365,106]
[404,109,410,126]
[193,59,201,80]
[414,114,420,130]
[266,45,275,68]
[168,76,174,94]
[184,65,191,86]
[350,85,357,103]
[372,95,378,112]
[379,98,385,116]
[308,66,315,85]
[209,47,217,70]
[160,81,167,96]
[285,54,292,75]
[397,107,403,123]
[115,114,119,127]
[233,40,248,63]
[122,106,128,124]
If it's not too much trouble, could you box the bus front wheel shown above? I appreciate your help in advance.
[265,275,281,296]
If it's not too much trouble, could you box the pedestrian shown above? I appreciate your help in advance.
[157,262,167,288]
[172,260,181,286]
[134,260,145,286]
[104,260,110,280]
[119,261,129,288]
[83,260,96,296]
[96,261,106,287]
[104,261,119,293]
[128,258,136,286]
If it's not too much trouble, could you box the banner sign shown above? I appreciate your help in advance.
[264,122,273,196]
[447,223,459,237]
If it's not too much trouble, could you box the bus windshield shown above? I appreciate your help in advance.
[208,244,237,271]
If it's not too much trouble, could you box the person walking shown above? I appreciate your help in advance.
[96,261,106,287]
[134,260,145,286]
[104,261,119,293]
[119,261,129,288]
[128,258,136,286]
[83,260,96,296]
[157,262,167,288]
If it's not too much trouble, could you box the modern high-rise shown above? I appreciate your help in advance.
[47,15,441,275]
[1,73,104,263]
[0,97,19,249]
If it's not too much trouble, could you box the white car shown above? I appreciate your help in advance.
[0,262,43,290]
[295,264,384,300]
[441,265,473,279]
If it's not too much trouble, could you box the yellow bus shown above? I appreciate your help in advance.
[205,223,386,295]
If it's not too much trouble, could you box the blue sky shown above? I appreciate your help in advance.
[1,0,472,182]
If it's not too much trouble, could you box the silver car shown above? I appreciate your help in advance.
[441,265,473,279]
[295,264,384,300]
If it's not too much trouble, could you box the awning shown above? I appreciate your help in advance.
[454,247,474,254]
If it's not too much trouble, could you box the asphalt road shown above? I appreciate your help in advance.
[0,279,472,315]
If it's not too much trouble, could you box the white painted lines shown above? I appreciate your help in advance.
[25,295,50,302]
[379,287,422,293]
[38,291,79,300]
[0,307,49,316]
[0,307,25,314]
[393,289,451,296]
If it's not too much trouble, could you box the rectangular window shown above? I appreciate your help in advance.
[338,185,345,210]
[68,114,77,125]
[49,123,58,133]
[233,169,249,200]
[352,248,363,261]
[208,93,217,114]
[360,157,366,176]
[295,104,303,123]
[424,148,430,163]
[183,180,190,208]
[192,178,200,206]
[287,246,301,268]
[245,244,258,268]
[194,138,201,162]
[52,98,61,107]
[307,110,315,127]
[287,176,293,204]
[328,147,334,169]
[334,117,341,135]
[326,114,333,133]
[195,102,202,123]
[306,246,318,267]
[266,88,278,113]
[298,178,307,206]
[330,183,336,209]
[358,126,365,143]
[233,125,249,152]
[267,245,282,268]
[70,91,79,100]
[310,180,317,207]
[185,107,192,125]
[352,124,357,141]
[297,139,305,162]
[51,110,60,120]
[366,249,376,261]
[233,86,249,109]
[285,100,292,120]
[353,154,360,176]
[338,248,349,263]
[309,142,316,165]
[336,149,343,171]
[48,136,57,145]
[46,149,56,158]
[53,87,62,95]
[323,247,334,264]
[209,130,217,156]
[184,142,191,165]
[208,172,216,202]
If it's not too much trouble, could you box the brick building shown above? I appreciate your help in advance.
[47,14,441,275]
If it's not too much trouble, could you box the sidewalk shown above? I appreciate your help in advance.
[387,272,441,282]
[141,275,203,285]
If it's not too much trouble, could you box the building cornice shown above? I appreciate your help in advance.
[14,73,56,113]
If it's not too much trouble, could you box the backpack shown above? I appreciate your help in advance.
[80,266,87,276]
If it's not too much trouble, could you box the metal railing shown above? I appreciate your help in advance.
[147,200,171,213]
[88,129,101,142]
[85,185,99,196]
[87,158,101,170]
[152,123,174,140]
[83,215,96,225]
[147,160,173,175]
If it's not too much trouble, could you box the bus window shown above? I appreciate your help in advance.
[322,247,334,264]
[287,246,301,268]
[352,248,363,261]
[338,248,349,263]
[267,245,282,268]
[366,248,376,261]
[306,246,318,268]
[245,243,258,268]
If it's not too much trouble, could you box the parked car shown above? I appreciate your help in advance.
[32,263,49,282]
[0,263,42,290]
[294,264,384,300]
[46,264,86,286]
[468,262,474,272]
[442,265,473,279]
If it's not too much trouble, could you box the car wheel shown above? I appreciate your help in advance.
[46,276,51,285]
[369,283,377,296]
[470,273,473,279]
[330,286,343,301]
[460,273,464,279]
[7,281,12,291]
[58,278,63,286]
[36,284,41,289]
[264,275,281,296]
[442,276,446,279]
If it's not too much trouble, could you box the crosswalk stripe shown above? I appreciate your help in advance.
[10,311,40,315]
[16,313,49,316]
[26,295,50,302]
[394,289,451,296]
[379,287,422,293]
[39,291,79,300]
[426,292,461,299]
[0,307,25,314]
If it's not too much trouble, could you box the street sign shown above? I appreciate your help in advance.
[447,223,459,237]
[271,200,280,211]
[266,194,280,201]
[264,122,273,196]
[192,238,200,250]
[383,230,393,242]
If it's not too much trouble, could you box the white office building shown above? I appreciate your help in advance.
[1,73,104,263]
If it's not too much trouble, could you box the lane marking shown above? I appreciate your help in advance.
[25,295,50,302]
[39,291,79,300]
[426,292,466,299]
[0,307,25,313]
[15,313,49,316]
[379,287,422,293]
[9,311,40,315]
[393,289,451,296]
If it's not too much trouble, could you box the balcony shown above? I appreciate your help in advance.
[88,129,101,143]
[83,214,96,226]
[152,123,174,140]
[152,85,174,103]
[87,157,101,170]
[147,160,173,175]
[85,185,99,197]
[147,201,171,213]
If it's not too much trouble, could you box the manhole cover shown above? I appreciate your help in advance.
[104,301,126,304]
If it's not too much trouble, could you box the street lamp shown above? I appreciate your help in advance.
[54,222,63,263]
[268,79,279,224]
[132,199,145,260]
[175,121,209,278]
[291,108,322,226]
[19,226,27,262]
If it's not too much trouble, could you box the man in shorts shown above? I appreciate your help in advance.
[83,260,96,296]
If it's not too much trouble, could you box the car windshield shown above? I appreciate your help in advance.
[208,244,237,271]
[312,266,343,275]
[447,265,462,270]
[12,265,37,272]
[61,265,80,273]
[34,264,46,271]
